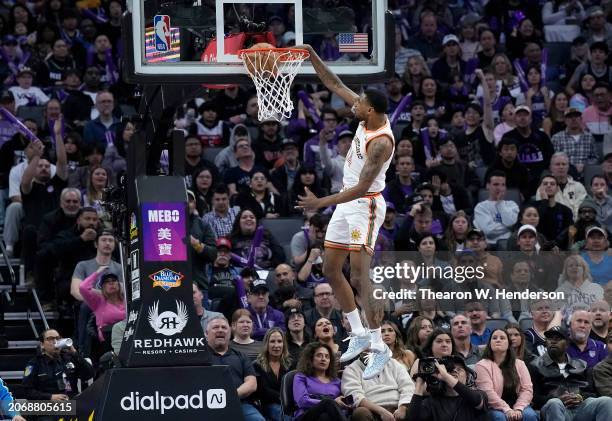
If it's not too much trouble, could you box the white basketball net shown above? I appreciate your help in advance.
[240,49,309,122]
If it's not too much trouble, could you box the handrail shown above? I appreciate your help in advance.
[0,238,16,303]
[30,288,49,331]
[26,309,39,339]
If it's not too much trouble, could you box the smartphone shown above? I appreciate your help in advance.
[342,395,354,405]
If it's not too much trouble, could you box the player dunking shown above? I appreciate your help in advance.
[296,45,394,379]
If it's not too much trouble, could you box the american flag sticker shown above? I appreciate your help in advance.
[338,33,369,53]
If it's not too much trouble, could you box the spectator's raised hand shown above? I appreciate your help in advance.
[53,116,63,136]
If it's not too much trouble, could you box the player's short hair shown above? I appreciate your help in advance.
[364,89,388,114]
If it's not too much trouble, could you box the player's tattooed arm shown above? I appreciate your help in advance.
[296,44,359,105]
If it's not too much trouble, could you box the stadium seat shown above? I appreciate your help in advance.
[496,239,509,251]
[486,319,509,331]
[543,43,571,68]
[16,106,45,128]
[583,164,601,192]
[261,218,304,249]
[519,318,534,331]
[280,369,297,419]
[202,147,223,163]
[477,188,521,207]
[475,166,487,186]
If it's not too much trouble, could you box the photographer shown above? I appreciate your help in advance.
[407,355,488,421]
[410,329,456,379]
[22,329,94,409]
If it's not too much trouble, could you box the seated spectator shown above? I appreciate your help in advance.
[215,124,251,177]
[271,263,312,310]
[485,137,531,201]
[593,331,612,397]
[381,320,414,370]
[269,138,303,195]
[556,198,601,251]
[542,92,569,137]
[304,283,346,344]
[508,205,551,250]
[192,283,222,332]
[9,68,50,110]
[103,121,132,184]
[230,208,286,270]
[505,260,544,322]
[247,279,285,341]
[404,315,434,363]
[580,226,612,286]
[341,349,414,421]
[533,175,574,242]
[582,82,612,142]
[519,65,553,128]
[289,166,325,215]
[431,34,468,90]
[234,171,287,219]
[410,328,456,379]
[466,301,492,346]
[582,8,612,47]
[427,170,473,218]
[464,229,504,289]
[589,300,610,343]
[224,138,268,197]
[413,234,449,289]
[443,211,470,253]
[395,203,435,251]
[187,191,217,293]
[206,316,264,421]
[589,175,612,234]
[230,309,263,361]
[505,323,533,362]
[569,73,595,112]
[407,354,487,421]
[183,135,219,190]
[475,329,538,421]
[494,102,517,144]
[551,111,598,177]
[529,326,612,419]
[82,165,111,212]
[292,342,349,421]
[566,310,608,368]
[555,254,604,315]
[290,213,328,267]
[525,299,562,358]
[451,314,482,367]
[83,91,121,150]
[68,144,104,190]
[191,167,215,216]
[286,307,310,364]
[473,171,519,247]
[194,101,231,147]
[22,328,94,402]
[78,267,125,349]
[39,38,77,87]
[312,317,341,364]
[202,184,240,238]
[254,119,283,170]
[384,155,417,214]
[253,327,293,421]
[409,12,443,64]
[567,42,611,95]
[319,130,351,195]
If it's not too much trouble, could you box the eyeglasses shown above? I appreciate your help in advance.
[315,292,332,297]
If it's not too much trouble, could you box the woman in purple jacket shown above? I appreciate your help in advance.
[292,342,350,421]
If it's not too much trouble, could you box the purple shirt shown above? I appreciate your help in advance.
[248,305,285,341]
[567,338,609,368]
[292,372,342,418]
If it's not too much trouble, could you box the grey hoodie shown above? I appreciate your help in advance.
[215,123,252,175]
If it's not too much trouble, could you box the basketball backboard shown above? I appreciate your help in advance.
[123,0,394,84]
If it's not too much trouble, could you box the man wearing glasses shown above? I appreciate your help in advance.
[304,283,347,344]
[22,329,94,410]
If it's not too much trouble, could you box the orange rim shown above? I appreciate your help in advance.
[237,47,310,62]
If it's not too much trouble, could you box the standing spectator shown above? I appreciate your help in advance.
[292,342,349,421]
[473,171,519,247]
[206,316,264,421]
[9,68,50,110]
[253,327,292,421]
[202,184,240,238]
[551,109,598,175]
[580,226,612,286]
[566,310,608,368]
[501,105,554,184]
[83,91,121,150]
[533,175,574,241]
[529,326,612,419]
[214,85,249,122]
[475,329,538,421]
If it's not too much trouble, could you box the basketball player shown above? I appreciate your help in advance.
[296,44,394,379]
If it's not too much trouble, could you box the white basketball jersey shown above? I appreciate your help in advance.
[343,118,394,193]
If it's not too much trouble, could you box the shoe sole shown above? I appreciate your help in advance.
[362,349,392,380]
[339,337,371,363]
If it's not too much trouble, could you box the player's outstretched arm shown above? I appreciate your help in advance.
[297,136,393,211]
[296,44,359,106]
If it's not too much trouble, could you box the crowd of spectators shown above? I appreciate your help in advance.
[1,0,612,421]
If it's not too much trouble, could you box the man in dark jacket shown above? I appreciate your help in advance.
[384,155,416,214]
[593,331,612,397]
[485,137,531,200]
[529,326,612,419]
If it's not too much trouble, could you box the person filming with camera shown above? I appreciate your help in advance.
[21,328,94,419]
[407,354,488,421]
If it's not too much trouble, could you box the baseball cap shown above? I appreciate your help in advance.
[281,138,298,149]
[338,130,354,140]
[416,182,435,193]
[518,224,537,237]
[544,325,569,340]
[216,237,232,249]
[385,201,396,212]
[285,307,305,319]
[564,107,582,117]
[579,198,597,211]
[100,272,119,284]
[515,105,531,115]
[455,248,477,258]
[586,226,607,237]
[17,67,34,77]
[467,228,485,238]
[442,34,460,46]
[588,6,605,18]
[250,278,269,293]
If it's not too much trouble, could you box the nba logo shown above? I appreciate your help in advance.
[154,15,171,52]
